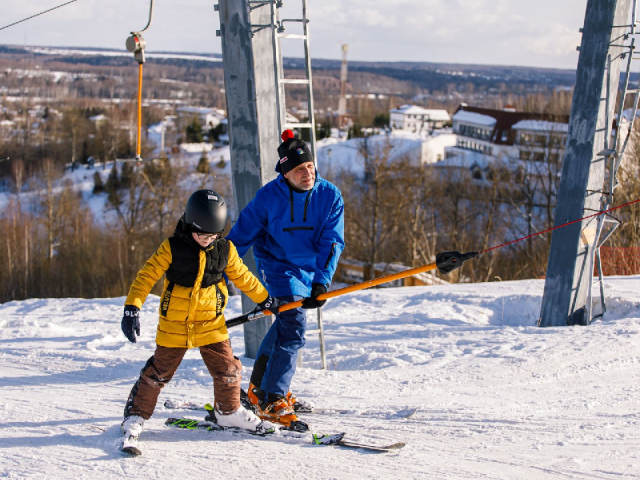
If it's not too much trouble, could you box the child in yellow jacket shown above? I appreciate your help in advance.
[120,189,282,441]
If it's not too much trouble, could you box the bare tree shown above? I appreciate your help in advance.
[341,137,410,279]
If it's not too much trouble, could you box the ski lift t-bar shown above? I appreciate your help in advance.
[225,251,478,328]
[125,0,154,63]
[125,0,154,161]
[225,197,640,329]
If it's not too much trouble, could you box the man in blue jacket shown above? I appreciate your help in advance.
[227,129,345,427]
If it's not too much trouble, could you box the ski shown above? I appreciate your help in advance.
[300,407,417,418]
[165,417,400,452]
[313,433,406,452]
[164,398,203,410]
[165,394,418,420]
[164,396,311,429]
[165,417,277,436]
[166,402,277,437]
[167,415,324,440]
[329,437,406,453]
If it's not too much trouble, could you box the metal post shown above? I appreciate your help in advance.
[217,0,281,357]
[539,0,632,327]
[317,307,327,369]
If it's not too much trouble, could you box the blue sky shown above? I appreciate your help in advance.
[1,0,588,69]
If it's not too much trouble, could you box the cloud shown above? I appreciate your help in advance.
[525,25,581,58]
[1,0,587,68]
[306,0,585,68]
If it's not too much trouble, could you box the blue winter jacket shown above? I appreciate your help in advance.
[227,171,345,298]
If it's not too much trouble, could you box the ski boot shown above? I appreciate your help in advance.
[255,395,309,431]
[120,415,145,455]
[210,405,276,435]
[246,382,263,413]
[286,391,314,413]
[121,415,145,437]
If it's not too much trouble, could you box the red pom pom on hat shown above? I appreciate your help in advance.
[281,129,294,142]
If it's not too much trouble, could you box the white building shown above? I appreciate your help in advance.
[451,109,505,157]
[88,114,108,126]
[179,143,213,155]
[176,106,225,129]
[512,120,568,164]
[443,105,569,186]
[390,105,451,133]
[316,130,455,178]
[414,132,457,165]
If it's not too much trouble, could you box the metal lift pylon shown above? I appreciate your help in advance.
[587,0,640,322]
[539,0,634,327]
[217,0,283,359]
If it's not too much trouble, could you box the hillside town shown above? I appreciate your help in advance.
[0,43,638,303]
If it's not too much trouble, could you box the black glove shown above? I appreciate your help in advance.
[121,305,141,343]
[302,283,328,309]
[258,295,284,313]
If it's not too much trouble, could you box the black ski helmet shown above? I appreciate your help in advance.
[184,189,227,233]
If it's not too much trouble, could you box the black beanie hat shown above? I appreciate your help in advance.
[275,129,314,174]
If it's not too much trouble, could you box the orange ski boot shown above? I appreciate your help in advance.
[257,396,308,431]
[246,383,263,412]
[286,391,314,413]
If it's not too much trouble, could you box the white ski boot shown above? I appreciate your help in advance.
[121,415,145,455]
[214,405,276,434]
[121,415,145,437]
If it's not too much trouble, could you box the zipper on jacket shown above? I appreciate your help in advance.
[324,242,337,269]
[289,189,294,221]
[303,190,311,221]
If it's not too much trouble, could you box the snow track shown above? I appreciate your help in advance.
[2,279,640,478]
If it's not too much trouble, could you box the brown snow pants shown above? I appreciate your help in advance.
[124,340,242,420]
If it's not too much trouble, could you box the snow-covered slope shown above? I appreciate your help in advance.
[1,277,640,478]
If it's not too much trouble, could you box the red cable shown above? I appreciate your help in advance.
[479,198,640,254]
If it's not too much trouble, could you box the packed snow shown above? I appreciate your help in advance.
[1,276,640,478]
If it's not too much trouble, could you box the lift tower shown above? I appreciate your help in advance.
[217,0,324,362]
[217,0,282,357]
[539,0,633,326]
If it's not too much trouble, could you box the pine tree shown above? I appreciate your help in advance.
[105,162,120,193]
[92,171,105,194]
[120,162,134,188]
[186,118,204,143]
[197,154,210,174]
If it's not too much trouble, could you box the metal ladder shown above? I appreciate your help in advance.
[587,0,640,322]
[251,0,326,368]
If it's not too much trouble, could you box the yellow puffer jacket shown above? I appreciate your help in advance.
[125,239,269,349]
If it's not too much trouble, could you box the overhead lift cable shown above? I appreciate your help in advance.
[226,197,640,329]
[0,0,80,32]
